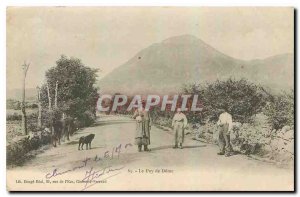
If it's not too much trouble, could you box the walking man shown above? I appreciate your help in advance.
[172,108,188,149]
[217,108,233,157]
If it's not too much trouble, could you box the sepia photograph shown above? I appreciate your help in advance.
[6,7,294,191]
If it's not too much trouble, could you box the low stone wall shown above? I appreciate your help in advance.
[153,115,294,166]
[193,122,294,166]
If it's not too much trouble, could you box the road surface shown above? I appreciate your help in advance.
[7,115,294,191]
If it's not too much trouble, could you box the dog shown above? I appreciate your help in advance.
[78,134,95,150]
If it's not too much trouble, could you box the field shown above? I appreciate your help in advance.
[6,108,38,144]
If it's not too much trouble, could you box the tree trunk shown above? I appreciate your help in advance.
[47,83,53,133]
[21,74,27,135]
[47,83,52,110]
[37,87,42,128]
[54,81,58,108]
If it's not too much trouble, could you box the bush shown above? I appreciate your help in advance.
[6,113,22,121]
[41,108,62,127]
[78,111,96,127]
[6,129,52,166]
[115,79,270,128]
[264,91,294,130]
[182,78,269,123]
[6,99,21,110]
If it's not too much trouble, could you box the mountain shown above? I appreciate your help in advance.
[99,35,294,94]
[242,53,294,91]
[101,35,293,94]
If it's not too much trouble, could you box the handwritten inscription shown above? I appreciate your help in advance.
[81,165,125,190]
[44,143,132,190]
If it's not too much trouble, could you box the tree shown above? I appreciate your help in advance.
[40,55,99,126]
[21,62,30,135]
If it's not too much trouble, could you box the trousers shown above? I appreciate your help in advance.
[218,123,232,154]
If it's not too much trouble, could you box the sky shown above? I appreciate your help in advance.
[7,7,294,90]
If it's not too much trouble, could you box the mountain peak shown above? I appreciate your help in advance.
[99,35,293,94]
[162,34,201,44]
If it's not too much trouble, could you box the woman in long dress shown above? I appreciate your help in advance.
[133,107,151,152]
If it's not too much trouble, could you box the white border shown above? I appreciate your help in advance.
[1,0,298,196]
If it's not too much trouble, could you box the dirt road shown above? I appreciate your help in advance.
[7,115,294,191]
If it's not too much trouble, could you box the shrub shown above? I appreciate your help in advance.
[264,91,294,130]
[6,113,22,121]
[6,130,52,166]
[78,110,96,127]
[182,78,269,123]
[6,99,21,110]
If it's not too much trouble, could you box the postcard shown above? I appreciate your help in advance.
[6,7,294,191]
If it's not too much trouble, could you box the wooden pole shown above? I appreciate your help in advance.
[21,62,30,135]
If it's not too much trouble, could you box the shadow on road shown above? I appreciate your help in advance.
[183,145,207,149]
[151,145,173,151]
[89,146,106,150]
[151,144,206,151]
[90,120,134,127]
[66,141,78,145]
[77,146,106,151]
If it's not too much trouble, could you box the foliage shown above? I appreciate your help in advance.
[264,91,294,130]
[114,79,270,126]
[6,99,21,110]
[40,55,99,127]
[7,112,37,122]
[6,113,22,121]
[182,78,269,123]
[7,55,100,166]
[7,131,52,166]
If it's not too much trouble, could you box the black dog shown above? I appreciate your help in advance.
[78,134,95,150]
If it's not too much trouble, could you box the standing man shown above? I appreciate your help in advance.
[217,108,233,157]
[172,108,188,149]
